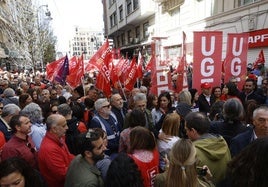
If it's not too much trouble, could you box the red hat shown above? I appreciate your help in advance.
[201,82,212,89]
[248,73,257,81]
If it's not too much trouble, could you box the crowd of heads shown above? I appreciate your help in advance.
[0,70,268,186]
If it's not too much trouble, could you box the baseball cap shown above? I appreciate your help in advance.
[201,82,212,89]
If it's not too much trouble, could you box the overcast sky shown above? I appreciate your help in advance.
[43,0,104,52]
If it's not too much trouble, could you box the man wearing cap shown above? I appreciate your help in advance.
[198,82,216,116]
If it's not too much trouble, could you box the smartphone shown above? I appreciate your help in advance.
[196,166,207,176]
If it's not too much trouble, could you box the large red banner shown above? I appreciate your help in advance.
[224,33,249,90]
[193,31,223,92]
[150,40,172,96]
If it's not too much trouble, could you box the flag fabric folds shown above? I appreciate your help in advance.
[46,55,69,85]
[254,49,265,67]
[145,56,153,71]
[124,57,138,91]
[66,55,84,88]
[85,39,113,97]
[54,55,69,85]
[46,56,66,82]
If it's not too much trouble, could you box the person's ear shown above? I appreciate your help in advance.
[51,125,58,134]
[15,125,21,132]
[191,128,198,135]
[84,150,92,158]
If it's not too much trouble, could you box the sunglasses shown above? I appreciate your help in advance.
[102,104,111,109]
[52,110,58,114]
[0,107,3,109]
[26,142,36,153]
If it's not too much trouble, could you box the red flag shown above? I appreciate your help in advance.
[124,57,138,91]
[66,55,84,88]
[145,56,153,71]
[117,48,121,59]
[224,33,249,90]
[46,56,66,82]
[85,39,113,96]
[111,48,121,59]
[95,72,111,97]
[118,59,130,83]
[193,31,223,93]
[137,51,143,78]
[85,39,112,72]
[254,49,265,67]
[110,61,120,89]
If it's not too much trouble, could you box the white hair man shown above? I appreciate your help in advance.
[89,98,120,157]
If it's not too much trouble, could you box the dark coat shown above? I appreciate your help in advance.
[198,94,216,115]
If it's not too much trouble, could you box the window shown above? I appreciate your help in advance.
[127,30,132,43]
[109,11,117,28]
[143,22,149,38]
[126,0,132,15]
[117,36,120,46]
[121,33,125,45]
[114,12,117,26]
[119,5,123,21]
[133,0,139,10]
[110,16,113,28]
[135,26,140,39]
[237,0,261,6]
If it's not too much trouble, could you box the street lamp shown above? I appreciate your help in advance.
[37,5,52,72]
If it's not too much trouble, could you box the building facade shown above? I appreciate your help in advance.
[103,0,268,66]
[0,0,34,71]
[69,26,104,60]
[0,0,54,72]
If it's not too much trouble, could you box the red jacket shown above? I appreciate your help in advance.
[38,132,74,187]
[130,149,159,187]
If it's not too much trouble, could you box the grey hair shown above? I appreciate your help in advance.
[3,88,15,98]
[21,103,43,124]
[253,106,268,119]
[140,86,148,93]
[223,98,245,123]
[178,90,192,106]
[133,93,147,102]
[2,104,21,118]
[94,98,108,111]
[110,93,121,103]
[46,114,63,131]
[57,103,72,116]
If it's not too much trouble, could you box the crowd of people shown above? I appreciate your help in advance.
[0,69,268,187]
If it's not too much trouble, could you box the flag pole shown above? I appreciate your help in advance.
[118,81,127,102]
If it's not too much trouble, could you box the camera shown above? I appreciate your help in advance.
[196,167,207,176]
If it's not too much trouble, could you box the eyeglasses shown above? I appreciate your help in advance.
[102,104,111,108]
[26,142,36,153]
[52,110,58,114]
[0,107,3,109]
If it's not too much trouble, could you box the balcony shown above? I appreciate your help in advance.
[162,0,185,12]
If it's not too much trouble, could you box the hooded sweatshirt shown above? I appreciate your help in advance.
[194,133,231,184]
